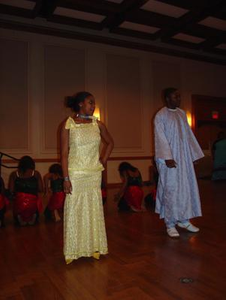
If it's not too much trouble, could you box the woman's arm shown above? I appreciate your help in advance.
[98,121,114,166]
[61,121,72,194]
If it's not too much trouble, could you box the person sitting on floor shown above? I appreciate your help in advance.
[0,176,9,228]
[212,131,226,181]
[144,160,158,211]
[114,162,145,212]
[43,163,65,222]
[9,156,43,226]
[101,177,107,205]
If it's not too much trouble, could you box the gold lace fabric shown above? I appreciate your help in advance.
[63,116,108,260]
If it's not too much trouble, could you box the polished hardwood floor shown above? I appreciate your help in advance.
[0,180,226,300]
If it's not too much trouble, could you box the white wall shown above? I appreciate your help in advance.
[1,28,226,185]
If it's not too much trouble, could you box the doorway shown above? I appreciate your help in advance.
[192,95,226,151]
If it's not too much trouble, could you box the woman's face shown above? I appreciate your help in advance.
[79,95,95,116]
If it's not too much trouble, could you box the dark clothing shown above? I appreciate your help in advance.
[118,171,143,211]
[50,178,64,193]
[0,178,6,227]
[212,138,226,181]
[127,174,142,187]
[13,173,41,224]
[15,176,39,195]
[44,178,65,220]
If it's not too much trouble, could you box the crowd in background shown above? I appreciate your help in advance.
[0,156,157,229]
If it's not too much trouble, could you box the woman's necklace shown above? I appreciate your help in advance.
[76,114,93,120]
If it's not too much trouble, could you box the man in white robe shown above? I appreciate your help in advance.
[154,88,204,238]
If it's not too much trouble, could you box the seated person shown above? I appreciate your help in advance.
[114,162,145,212]
[9,156,43,226]
[145,160,158,211]
[144,189,156,211]
[43,163,65,222]
[212,131,226,181]
[0,176,9,228]
[101,177,107,205]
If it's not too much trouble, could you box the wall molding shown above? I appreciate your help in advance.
[2,156,153,164]
[2,158,59,164]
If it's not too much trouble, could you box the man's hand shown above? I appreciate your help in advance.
[193,159,201,165]
[165,159,177,168]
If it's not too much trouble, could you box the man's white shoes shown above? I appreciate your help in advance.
[167,227,180,238]
[177,222,199,233]
[167,222,199,237]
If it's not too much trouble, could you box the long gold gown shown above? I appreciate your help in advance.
[63,116,108,260]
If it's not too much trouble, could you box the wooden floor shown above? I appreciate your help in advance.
[0,180,226,300]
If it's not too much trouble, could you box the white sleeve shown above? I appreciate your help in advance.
[154,114,173,160]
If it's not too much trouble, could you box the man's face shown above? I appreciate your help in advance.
[166,90,181,109]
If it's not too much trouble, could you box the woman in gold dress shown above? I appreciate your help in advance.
[61,92,114,264]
